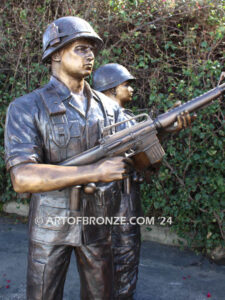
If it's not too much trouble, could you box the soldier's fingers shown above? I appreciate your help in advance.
[176,115,183,130]
[122,172,129,179]
[123,157,134,168]
[124,163,133,175]
[113,156,125,162]
[116,159,130,173]
[181,112,187,128]
[184,110,191,126]
[167,100,181,112]
[191,113,197,122]
[173,100,182,108]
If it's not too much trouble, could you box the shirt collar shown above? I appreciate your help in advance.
[68,81,96,118]
[47,76,101,117]
[50,76,71,102]
[50,76,97,103]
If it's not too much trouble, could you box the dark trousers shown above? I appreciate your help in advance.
[112,193,141,300]
[27,239,113,300]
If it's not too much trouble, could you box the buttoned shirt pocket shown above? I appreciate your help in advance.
[50,115,70,148]
[47,114,71,162]
[39,189,69,208]
[36,205,69,232]
[67,120,82,157]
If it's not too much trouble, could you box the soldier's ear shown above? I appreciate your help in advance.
[113,87,117,97]
[51,51,61,62]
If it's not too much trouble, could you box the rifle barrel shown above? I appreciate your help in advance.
[155,83,225,129]
[59,82,225,167]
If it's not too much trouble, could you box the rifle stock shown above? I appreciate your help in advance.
[59,81,225,171]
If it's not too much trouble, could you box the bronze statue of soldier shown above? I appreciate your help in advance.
[4,17,132,300]
[4,11,202,298]
[93,63,141,299]
[92,63,194,299]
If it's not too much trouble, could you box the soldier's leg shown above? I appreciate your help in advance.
[27,240,72,300]
[74,238,113,300]
[112,186,142,300]
[112,224,141,300]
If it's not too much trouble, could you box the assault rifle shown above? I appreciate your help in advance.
[60,78,225,172]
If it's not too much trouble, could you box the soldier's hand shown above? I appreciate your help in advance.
[95,156,134,182]
[165,101,197,133]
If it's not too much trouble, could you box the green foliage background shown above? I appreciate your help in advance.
[0,0,224,253]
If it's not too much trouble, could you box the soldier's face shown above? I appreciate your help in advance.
[115,81,134,103]
[60,39,95,79]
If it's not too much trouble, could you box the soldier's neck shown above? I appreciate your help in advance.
[61,76,84,94]
[52,70,84,94]
[104,91,125,108]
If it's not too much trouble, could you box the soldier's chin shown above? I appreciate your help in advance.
[83,69,92,77]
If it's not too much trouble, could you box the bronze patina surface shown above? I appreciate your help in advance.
[5,16,225,300]
[92,63,225,298]
[93,64,142,299]
[5,17,130,300]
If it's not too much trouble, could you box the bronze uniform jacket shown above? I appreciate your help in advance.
[4,76,127,246]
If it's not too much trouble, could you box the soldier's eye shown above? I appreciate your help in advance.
[75,46,85,51]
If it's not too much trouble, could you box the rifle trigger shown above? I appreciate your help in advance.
[125,149,135,158]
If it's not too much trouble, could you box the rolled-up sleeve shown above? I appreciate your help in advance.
[4,101,43,171]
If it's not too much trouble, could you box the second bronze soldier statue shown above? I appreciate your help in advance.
[93,63,194,299]
[93,63,141,299]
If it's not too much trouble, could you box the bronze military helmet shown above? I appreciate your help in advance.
[93,63,135,92]
[42,16,103,63]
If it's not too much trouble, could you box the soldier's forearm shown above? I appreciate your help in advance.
[10,163,101,193]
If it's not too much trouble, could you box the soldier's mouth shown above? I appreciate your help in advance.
[84,63,93,68]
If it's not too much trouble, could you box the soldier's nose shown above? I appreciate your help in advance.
[128,86,134,93]
[86,49,95,60]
